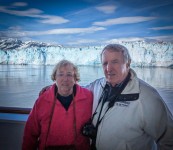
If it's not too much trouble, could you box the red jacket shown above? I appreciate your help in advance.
[22,84,93,150]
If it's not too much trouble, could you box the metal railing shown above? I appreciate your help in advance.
[0,106,31,114]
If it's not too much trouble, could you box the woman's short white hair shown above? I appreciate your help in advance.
[51,59,80,81]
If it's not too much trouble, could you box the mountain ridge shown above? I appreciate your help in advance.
[0,38,172,67]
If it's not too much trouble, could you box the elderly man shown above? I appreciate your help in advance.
[84,44,173,150]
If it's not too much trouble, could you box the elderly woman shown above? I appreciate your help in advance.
[22,60,93,150]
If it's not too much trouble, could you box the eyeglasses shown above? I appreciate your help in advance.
[56,73,74,78]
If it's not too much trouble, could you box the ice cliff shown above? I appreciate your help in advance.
[0,38,173,67]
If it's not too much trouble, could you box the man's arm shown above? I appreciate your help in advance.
[141,91,173,150]
[156,106,173,150]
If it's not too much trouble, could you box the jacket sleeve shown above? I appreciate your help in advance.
[141,90,173,150]
[84,77,105,92]
[156,106,173,150]
[22,99,41,150]
[84,81,96,92]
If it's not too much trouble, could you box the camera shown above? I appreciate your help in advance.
[82,121,97,139]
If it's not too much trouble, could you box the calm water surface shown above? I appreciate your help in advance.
[0,65,173,114]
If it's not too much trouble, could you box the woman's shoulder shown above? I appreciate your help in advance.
[76,84,93,99]
[76,84,91,92]
[37,84,55,103]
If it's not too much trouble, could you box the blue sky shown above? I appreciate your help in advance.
[0,0,173,46]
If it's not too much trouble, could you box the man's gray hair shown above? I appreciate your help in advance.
[101,44,131,63]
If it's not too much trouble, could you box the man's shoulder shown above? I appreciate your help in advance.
[138,79,165,107]
[139,79,158,95]
[87,77,106,87]
[80,77,105,93]
[94,77,105,83]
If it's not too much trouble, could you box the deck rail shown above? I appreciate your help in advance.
[0,106,31,114]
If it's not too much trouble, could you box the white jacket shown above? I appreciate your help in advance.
[86,69,173,150]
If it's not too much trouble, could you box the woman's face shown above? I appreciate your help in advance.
[55,64,76,96]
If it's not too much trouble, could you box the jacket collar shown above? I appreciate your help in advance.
[122,69,140,94]
[43,83,88,103]
[99,68,140,94]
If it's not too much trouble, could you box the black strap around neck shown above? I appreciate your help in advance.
[108,72,131,108]
[93,72,131,133]
[45,85,77,149]
[91,72,138,149]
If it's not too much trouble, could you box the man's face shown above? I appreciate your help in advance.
[102,49,129,86]
[55,65,76,96]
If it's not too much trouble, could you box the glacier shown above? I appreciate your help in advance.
[0,39,173,67]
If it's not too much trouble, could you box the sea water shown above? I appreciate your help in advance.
[0,65,172,114]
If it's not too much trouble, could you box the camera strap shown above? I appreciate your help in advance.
[91,83,109,120]
[44,89,58,149]
[96,72,131,124]
[44,85,77,150]
[91,72,131,149]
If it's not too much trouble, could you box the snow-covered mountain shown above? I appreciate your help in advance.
[0,38,173,67]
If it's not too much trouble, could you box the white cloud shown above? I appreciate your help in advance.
[146,35,173,41]
[0,5,69,24]
[39,15,69,24]
[12,2,27,7]
[0,6,43,16]
[149,26,173,30]
[36,26,106,35]
[93,16,157,26]
[68,39,97,45]
[105,35,173,43]
[0,26,106,38]
[96,5,117,14]
[105,37,145,43]
[8,26,23,30]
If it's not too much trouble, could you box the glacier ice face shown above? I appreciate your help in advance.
[0,39,173,67]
